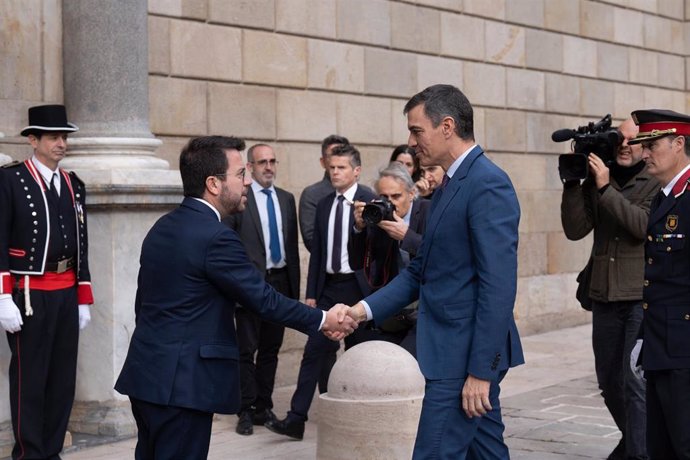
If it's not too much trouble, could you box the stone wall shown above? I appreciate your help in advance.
[141,0,690,336]
[0,0,689,422]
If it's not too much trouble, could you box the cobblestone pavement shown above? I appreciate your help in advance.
[6,323,620,460]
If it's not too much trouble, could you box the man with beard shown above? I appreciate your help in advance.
[115,136,356,459]
[562,118,657,460]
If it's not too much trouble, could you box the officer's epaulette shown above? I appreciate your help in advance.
[67,170,85,187]
[0,160,21,169]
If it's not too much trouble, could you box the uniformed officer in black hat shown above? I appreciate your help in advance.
[629,109,690,459]
[0,105,94,459]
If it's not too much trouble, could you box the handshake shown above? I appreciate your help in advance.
[320,302,368,341]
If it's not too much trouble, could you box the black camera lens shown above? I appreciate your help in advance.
[362,198,395,225]
[362,203,386,225]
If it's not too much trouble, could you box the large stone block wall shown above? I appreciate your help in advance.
[1,0,690,392]
[141,0,690,335]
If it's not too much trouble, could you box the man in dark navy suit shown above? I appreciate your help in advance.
[224,143,301,435]
[114,136,356,459]
[628,109,690,460]
[267,143,376,440]
[348,85,524,459]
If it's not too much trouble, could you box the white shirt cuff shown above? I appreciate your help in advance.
[360,300,373,321]
[318,310,326,330]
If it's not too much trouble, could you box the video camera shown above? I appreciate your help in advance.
[362,197,396,225]
[552,114,623,182]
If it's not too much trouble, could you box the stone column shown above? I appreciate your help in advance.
[61,0,182,436]
[62,0,166,170]
[0,133,10,165]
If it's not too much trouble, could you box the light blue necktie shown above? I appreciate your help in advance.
[261,189,281,264]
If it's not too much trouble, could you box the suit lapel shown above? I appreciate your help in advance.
[649,192,676,227]
[424,146,484,248]
[246,189,266,247]
[276,188,290,242]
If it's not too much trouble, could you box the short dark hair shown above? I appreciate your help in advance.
[321,134,349,157]
[403,84,474,140]
[330,143,361,168]
[389,144,420,181]
[247,143,272,163]
[179,136,246,198]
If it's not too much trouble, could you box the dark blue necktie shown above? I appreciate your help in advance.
[331,195,345,273]
[261,189,281,264]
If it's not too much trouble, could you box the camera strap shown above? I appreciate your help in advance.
[363,232,395,289]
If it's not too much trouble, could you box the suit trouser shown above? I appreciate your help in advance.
[7,287,79,460]
[591,300,647,459]
[236,269,289,414]
[413,373,508,460]
[287,276,364,422]
[130,397,213,460]
[646,369,690,460]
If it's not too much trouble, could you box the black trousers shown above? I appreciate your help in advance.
[7,287,79,460]
[646,369,690,459]
[591,300,647,459]
[287,276,366,422]
[236,269,289,414]
[130,397,213,460]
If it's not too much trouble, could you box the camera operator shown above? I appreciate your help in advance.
[561,118,658,460]
[349,162,430,356]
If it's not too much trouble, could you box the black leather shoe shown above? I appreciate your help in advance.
[265,417,305,440]
[236,411,254,436]
[253,408,277,426]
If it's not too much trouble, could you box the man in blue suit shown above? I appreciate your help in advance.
[348,85,524,459]
[115,136,356,459]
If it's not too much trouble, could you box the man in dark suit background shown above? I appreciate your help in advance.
[267,144,376,440]
[298,134,349,252]
[347,85,524,459]
[114,136,356,459]
[349,161,430,356]
[224,143,300,435]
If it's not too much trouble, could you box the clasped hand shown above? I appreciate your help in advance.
[321,304,358,341]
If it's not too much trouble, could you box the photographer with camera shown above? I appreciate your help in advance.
[560,117,658,460]
[349,162,430,356]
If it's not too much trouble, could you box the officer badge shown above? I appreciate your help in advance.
[666,214,679,232]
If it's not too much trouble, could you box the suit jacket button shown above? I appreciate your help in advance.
[643,302,648,310]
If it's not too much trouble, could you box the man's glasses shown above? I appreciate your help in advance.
[250,159,278,167]
[214,169,246,180]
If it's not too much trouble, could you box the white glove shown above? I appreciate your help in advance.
[0,294,23,333]
[78,304,91,330]
[630,338,645,381]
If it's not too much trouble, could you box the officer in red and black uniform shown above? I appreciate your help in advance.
[629,109,690,460]
[0,105,94,460]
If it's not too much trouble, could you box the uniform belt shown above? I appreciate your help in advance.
[266,267,287,276]
[326,272,356,282]
[44,257,75,273]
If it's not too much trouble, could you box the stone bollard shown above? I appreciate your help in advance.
[317,341,425,460]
